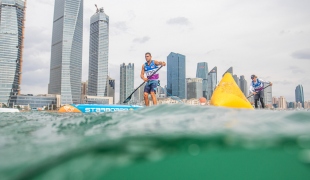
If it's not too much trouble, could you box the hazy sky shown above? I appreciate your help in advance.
[21,0,310,102]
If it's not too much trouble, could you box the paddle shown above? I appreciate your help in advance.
[247,84,271,99]
[123,66,163,104]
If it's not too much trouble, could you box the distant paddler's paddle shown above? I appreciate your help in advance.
[247,84,271,99]
[123,66,163,104]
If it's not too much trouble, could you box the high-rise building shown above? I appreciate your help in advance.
[107,76,115,104]
[186,78,203,99]
[196,62,208,99]
[0,0,26,104]
[239,75,248,97]
[222,67,233,77]
[278,96,287,109]
[264,82,272,107]
[48,0,84,105]
[132,84,145,105]
[272,97,278,108]
[295,84,304,108]
[207,66,217,100]
[88,7,109,97]
[167,52,186,99]
[119,63,134,104]
[233,74,239,87]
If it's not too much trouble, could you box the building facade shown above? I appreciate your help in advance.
[239,75,248,97]
[81,95,112,104]
[263,82,272,107]
[0,0,26,104]
[278,96,287,109]
[196,62,208,99]
[8,94,60,109]
[295,84,304,108]
[88,7,109,97]
[119,63,134,104]
[186,78,203,99]
[167,52,186,99]
[48,0,83,105]
[207,66,217,100]
[233,74,239,87]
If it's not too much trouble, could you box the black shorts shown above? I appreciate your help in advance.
[254,90,264,100]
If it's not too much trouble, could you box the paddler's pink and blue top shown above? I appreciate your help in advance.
[144,60,159,80]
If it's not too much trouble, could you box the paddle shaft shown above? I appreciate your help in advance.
[123,66,163,103]
[247,84,271,99]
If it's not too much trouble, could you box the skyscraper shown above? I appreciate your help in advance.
[233,74,239,87]
[0,0,26,104]
[48,0,83,105]
[295,84,304,108]
[196,62,208,99]
[186,78,203,99]
[207,66,217,100]
[222,67,233,77]
[239,75,248,97]
[167,52,186,99]
[120,63,134,104]
[278,96,287,109]
[263,82,272,107]
[88,7,109,97]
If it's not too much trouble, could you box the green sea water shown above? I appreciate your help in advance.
[1,104,310,180]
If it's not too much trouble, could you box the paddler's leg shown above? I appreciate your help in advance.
[149,81,158,105]
[260,98,265,108]
[150,92,157,105]
[254,94,259,108]
[259,91,265,108]
[144,82,151,106]
[144,92,149,106]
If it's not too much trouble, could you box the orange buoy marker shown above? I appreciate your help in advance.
[210,73,254,109]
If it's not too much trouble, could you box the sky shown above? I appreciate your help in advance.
[21,0,310,102]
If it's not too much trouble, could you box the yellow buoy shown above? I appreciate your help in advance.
[210,73,254,109]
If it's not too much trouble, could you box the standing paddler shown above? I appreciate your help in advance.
[249,74,273,109]
[140,52,166,106]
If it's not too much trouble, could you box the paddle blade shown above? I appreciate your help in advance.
[123,95,132,104]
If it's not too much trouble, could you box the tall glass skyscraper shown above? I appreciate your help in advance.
[120,63,134,104]
[196,62,208,99]
[167,52,186,99]
[0,0,26,104]
[88,7,109,97]
[295,84,304,108]
[48,0,83,105]
[207,66,217,100]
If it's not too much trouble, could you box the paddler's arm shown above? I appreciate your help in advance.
[140,64,148,82]
[154,60,166,66]
[249,85,256,95]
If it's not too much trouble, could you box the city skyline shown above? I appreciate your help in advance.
[13,0,310,103]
